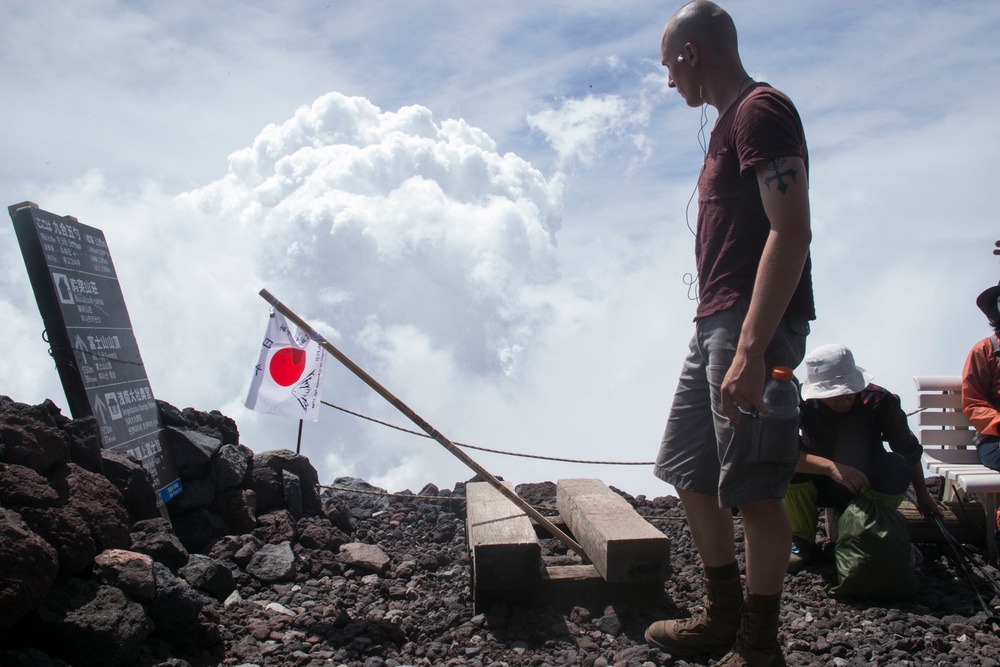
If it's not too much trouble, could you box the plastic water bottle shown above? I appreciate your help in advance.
[757,366,801,464]
[763,366,800,418]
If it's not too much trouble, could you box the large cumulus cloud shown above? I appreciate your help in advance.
[182,92,565,376]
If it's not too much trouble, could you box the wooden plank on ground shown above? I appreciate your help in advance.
[556,478,670,583]
[538,564,664,610]
[466,481,541,606]
[900,500,984,546]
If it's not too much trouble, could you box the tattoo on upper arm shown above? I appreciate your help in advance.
[763,158,797,195]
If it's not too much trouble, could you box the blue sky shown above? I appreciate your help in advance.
[2,1,998,498]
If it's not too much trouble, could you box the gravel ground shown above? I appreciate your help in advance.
[208,478,1000,667]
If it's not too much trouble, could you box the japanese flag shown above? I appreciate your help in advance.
[245,311,326,421]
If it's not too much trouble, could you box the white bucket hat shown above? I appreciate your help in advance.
[799,344,873,400]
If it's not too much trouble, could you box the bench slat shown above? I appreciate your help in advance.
[952,471,1000,493]
[920,430,978,447]
[924,461,981,476]
[922,453,1000,493]
[916,374,997,554]
[918,393,963,410]
[923,448,980,465]
[919,411,974,428]
[914,376,963,392]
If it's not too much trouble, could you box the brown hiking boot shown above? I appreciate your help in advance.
[644,574,743,655]
[714,604,786,667]
[714,643,787,667]
[645,613,742,656]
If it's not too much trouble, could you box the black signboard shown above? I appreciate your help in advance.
[10,202,181,505]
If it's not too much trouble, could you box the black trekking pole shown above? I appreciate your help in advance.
[930,514,1000,630]
[912,492,1000,632]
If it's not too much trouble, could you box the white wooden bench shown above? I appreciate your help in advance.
[915,375,1000,554]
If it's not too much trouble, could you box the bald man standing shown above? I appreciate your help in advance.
[646,2,814,665]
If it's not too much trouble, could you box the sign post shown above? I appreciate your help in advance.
[10,202,181,505]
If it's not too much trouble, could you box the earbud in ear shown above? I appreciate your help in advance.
[677,55,685,63]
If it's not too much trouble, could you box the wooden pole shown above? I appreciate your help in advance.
[259,289,589,562]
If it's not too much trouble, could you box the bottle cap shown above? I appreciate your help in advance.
[772,366,793,381]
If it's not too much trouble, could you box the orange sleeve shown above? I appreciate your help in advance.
[962,338,1000,436]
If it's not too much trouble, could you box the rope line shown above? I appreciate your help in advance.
[318,483,687,522]
[316,402,931,526]
[321,400,655,466]
[322,401,928,468]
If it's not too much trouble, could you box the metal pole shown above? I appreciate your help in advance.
[259,288,588,562]
[296,419,304,455]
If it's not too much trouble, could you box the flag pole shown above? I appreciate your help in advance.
[258,288,589,562]
[296,419,303,455]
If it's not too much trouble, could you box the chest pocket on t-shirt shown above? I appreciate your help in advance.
[699,147,755,202]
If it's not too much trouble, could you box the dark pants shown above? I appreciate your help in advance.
[790,450,912,512]
[978,436,1000,471]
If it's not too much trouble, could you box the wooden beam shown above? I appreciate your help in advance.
[539,564,664,610]
[556,478,670,583]
[466,481,541,611]
[899,500,985,547]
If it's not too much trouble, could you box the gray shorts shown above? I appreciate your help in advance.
[653,299,809,507]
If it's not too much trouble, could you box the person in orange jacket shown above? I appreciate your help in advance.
[962,279,1000,469]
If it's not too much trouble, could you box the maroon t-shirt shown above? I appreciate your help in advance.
[694,83,815,322]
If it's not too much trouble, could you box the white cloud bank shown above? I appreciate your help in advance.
[4,1,1000,502]
[5,91,680,498]
[184,92,566,377]
[528,94,651,168]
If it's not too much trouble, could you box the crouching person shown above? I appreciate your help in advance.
[783,344,942,572]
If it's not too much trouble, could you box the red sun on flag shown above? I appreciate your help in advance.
[268,348,307,387]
